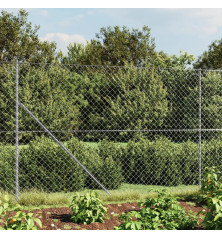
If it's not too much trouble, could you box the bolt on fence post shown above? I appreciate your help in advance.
[15,58,19,201]
[198,69,202,188]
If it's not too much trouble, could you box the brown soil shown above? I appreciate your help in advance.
[1,201,207,230]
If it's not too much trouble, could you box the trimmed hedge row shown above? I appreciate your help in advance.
[97,137,222,186]
[1,136,222,192]
[0,137,124,192]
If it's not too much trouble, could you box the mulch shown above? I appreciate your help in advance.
[0,201,206,230]
[33,201,206,230]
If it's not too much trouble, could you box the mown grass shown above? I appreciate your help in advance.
[0,184,201,210]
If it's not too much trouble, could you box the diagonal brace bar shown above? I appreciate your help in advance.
[19,102,110,195]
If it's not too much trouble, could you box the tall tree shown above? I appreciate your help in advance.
[0,9,57,63]
[64,25,156,66]
[194,39,222,69]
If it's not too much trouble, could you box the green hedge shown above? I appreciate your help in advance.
[1,136,222,192]
[0,137,124,192]
[0,145,15,191]
[19,137,87,192]
[120,137,199,186]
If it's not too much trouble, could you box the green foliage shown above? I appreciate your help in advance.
[96,140,124,189]
[19,65,82,133]
[115,189,198,230]
[183,72,222,140]
[199,167,222,230]
[194,39,222,69]
[0,145,15,191]
[69,192,107,224]
[0,195,42,230]
[19,136,99,192]
[2,136,222,192]
[0,64,89,143]
[0,9,56,63]
[201,166,222,197]
[0,136,124,192]
[121,137,198,185]
[102,67,169,134]
[80,65,169,141]
[62,43,86,65]
[64,25,156,67]
[201,196,222,230]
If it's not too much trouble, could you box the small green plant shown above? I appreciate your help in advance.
[74,225,81,229]
[113,214,119,217]
[64,225,72,230]
[69,192,107,224]
[115,189,198,230]
[0,195,42,230]
[198,167,222,229]
[201,167,222,197]
[186,202,196,207]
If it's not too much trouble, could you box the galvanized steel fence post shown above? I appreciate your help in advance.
[198,69,202,187]
[15,58,19,200]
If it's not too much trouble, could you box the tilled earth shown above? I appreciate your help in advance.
[1,201,206,230]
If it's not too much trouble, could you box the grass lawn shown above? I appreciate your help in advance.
[0,183,200,210]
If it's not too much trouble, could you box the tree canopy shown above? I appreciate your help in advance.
[194,39,222,69]
[63,25,157,66]
[0,9,57,63]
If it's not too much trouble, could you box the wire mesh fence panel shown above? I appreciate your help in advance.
[1,61,222,199]
[0,61,16,193]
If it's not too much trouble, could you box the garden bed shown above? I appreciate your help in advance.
[15,201,206,230]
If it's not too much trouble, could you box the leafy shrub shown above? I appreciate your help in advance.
[95,140,124,189]
[19,136,87,192]
[0,195,42,230]
[0,64,88,144]
[121,137,198,186]
[0,145,15,191]
[2,135,222,193]
[100,67,169,138]
[201,166,222,197]
[115,189,198,230]
[69,192,107,224]
[18,136,123,192]
[199,167,222,229]
[202,138,222,173]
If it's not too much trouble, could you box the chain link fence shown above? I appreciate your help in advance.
[1,60,222,200]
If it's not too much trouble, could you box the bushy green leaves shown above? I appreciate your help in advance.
[120,137,199,185]
[101,67,169,136]
[0,9,56,63]
[115,189,198,230]
[0,195,42,230]
[2,136,222,192]
[199,167,222,230]
[194,39,222,69]
[0,136,124,192]
[69,192,107,224]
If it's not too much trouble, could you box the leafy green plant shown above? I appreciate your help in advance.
[200,196,222,230]
[69,192,107,224]
[64,225,72,230]
[0,195,42,230]
[201,166,222,197]
[115,189,198,230]
[198,167,222,229]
